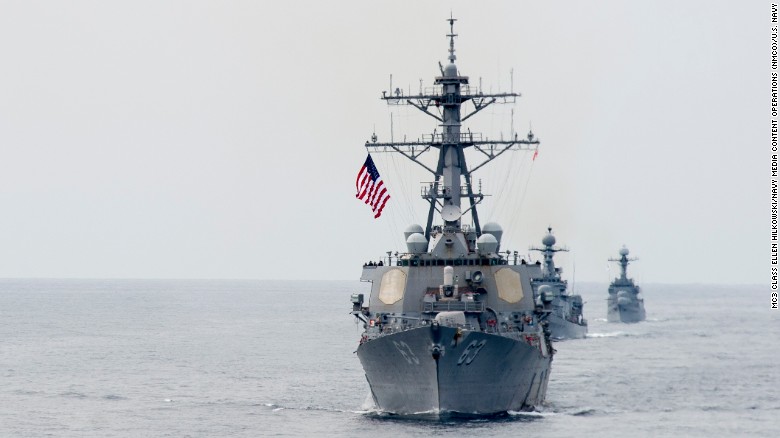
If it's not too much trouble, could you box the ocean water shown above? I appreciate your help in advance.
[0,279,776,437]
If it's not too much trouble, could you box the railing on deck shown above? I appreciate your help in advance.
[422,301,485,313]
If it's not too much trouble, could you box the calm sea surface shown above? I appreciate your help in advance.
[0,279,776,437]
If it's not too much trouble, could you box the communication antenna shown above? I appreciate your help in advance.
[511,108,515,139]
[510,68,514,94]
[390,112,394,143]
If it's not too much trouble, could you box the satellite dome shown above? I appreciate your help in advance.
[542,232,556,247]
[619,247,629,256]
[482,222,503,244]
[406,233,428,254]
[477,233,498,254]
[404,224,424,241]
[444,63,458,77]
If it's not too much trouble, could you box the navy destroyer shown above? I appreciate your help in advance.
[350,19,553,416]
[607,246,646,323]
[529,228,587,340]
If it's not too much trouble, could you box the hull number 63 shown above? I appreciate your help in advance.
[457,340,487,366]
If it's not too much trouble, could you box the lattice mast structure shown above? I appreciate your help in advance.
[366,17,539,241]
[609,246,638,283]
[529,227,569,280]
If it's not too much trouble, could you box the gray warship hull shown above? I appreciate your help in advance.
[607,301,646,323]
[357,325,551,415]
[607,247,645,323]
[351,18,553,417]
[546,314,587,340]
[529,229,588,340]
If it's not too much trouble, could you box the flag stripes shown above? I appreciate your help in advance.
[356,154,391,219]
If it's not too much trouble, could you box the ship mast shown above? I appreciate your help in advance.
[530,227,568,280]
[609,246,638,282]
[366,17,539,241]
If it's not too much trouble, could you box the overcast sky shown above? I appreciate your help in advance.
[0,1,765,283]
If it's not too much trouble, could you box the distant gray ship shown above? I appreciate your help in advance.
[530,228,587,339]
[607,246,646,323]
[350,18,553,416]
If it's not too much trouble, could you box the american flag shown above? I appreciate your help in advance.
[355,154,391,219]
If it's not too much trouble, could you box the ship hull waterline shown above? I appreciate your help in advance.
[357,325,552,416]
[607,305,646,323]
[546,315,587,340]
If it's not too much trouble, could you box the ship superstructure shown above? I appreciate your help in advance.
[530,228,587,340]
[607,246,646,323]
[350,18,553,416]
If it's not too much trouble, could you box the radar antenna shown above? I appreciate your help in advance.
[608,246,639,282]
[447,15,457,63]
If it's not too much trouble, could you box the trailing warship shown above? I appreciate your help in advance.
[350,18,554,416]
[607,246,646,323]
[529,228,587,340]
